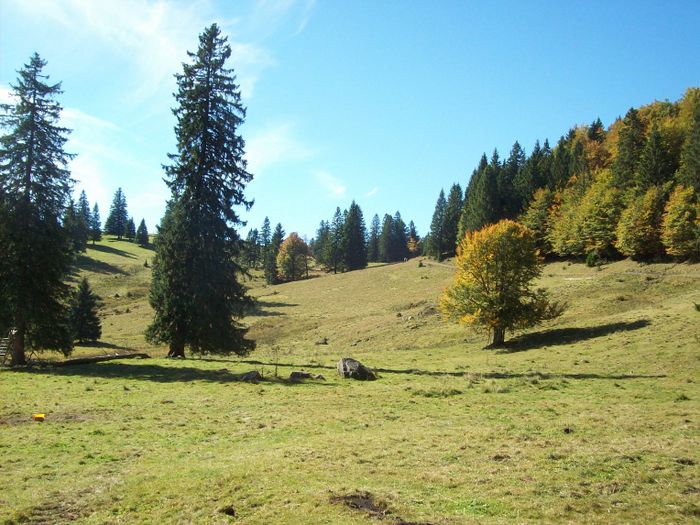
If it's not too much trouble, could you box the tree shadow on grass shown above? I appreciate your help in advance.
[75,341,135,352]
[89,243,138,259]
[245,300,299,317]
[13,361,334,386]
[499,319,652,353]
[74,254,127,275]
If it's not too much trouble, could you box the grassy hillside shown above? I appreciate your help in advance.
[1,238,699,524]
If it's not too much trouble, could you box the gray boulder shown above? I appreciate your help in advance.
[337,358,377,381]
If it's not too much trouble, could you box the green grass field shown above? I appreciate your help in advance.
[1,237,699,524]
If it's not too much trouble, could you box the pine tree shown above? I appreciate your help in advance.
[407,220,420,257]
[105,188,128,239]
[342,201,368,271]
[612,108,646,189]
[146,24,255,358]
[428,189,446,260]
[264,223,284,284]
[260,217,271,251]
[500,142,525,216]
[244,228,260,268]
[367,214,381,262]
[514,140,544,212]
[89,203,102,244]
[76,190,90,250]
[70,277,101,343]
[637,124,671,189]
[0,53,75,365]
[521,187,554,254]
[328,207,345,273]
[391,211,409,261]
[313,220,331,268]
[443,183,463,257]
[459,153,498,234]
[378,214,394,262]
[63,199,85,253]
[136,219,149,246]
[124,216,136,241]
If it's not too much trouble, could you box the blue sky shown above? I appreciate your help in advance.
[2,0,699,239]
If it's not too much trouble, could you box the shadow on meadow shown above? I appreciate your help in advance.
[499,319,652,353]
[246,300,299,317]
[14,361,333,386]
[92,242,140,259]
[74,254,127,275]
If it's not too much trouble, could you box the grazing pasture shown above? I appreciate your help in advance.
[1,238,698,524]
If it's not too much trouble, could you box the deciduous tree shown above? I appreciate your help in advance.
[440,220,564,347]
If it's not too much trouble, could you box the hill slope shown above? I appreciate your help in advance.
[1,240,698,524]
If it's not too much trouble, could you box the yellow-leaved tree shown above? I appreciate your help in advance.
[276,233,310,282]
[440,220,565,347]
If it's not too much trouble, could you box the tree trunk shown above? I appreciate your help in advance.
[167,338,186,358]
[491,327,506,347]
[10,322,26,366]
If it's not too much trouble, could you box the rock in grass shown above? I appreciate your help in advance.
[337,358,376,381]
[315,337,328,345]
[239,370,262,383]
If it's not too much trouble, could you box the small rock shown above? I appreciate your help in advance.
[563,427,573,434]
[315,337,328,345]
[239,370,262,383]
[337,357,377,381]
[396,312,402,317]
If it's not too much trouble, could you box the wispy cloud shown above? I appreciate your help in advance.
[365,186,379,197]
[9,0,274,101]
[246,122,315,175]
[316,171,347,196]
[0,85,17,104]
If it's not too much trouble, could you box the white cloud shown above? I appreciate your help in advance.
[316,171,346,196]
[246,122,314,175]
[0,85,17,105]
[10,0,273,101]
[365,187,379,197]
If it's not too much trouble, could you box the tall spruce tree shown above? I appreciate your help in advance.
[501,142,526,216]
[367,213,381,262]
[637,124,671,189]
[264,222,284,284]
[328,207,345,273]
[146,24,255,358]
[391,211,409,261]
[612,108,646,189]
[443,183,463,257]
[313,220,331,268]
[105,187,128,238]
[76,190,90,250]
[0,53,75,365]
[136,219,149,246]
[89,203,102,244]
[378,213,394,262]
[70,277,102,343]
[342,200,368,271]
[124,216,136,241]
[428,189,447,260]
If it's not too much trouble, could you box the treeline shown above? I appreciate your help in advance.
[63,186,151,252]
[243,203,421,283]
[427,88,700,262]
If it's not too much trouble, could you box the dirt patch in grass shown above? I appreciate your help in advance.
[330,491,434,524]
[0,411,92,426]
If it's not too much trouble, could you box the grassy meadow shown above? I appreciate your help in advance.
[1,237,699,524]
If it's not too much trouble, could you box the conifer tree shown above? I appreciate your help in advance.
[124,216,136,241]
[391,211,409,261]
[260,217,271,252]
[70,277,101,343]
[264,222,285,284]
[428,189,446,260]
[521,187,554,254]
[378,214,394,262]
[90,203,102,244]
[328,207,345,273]
[514,140,544,211]
[367,214,381,262]
[146,24,255,358]
[105,188,128,239]
[407,220,420,257]
[612,108,645,189]
[244,228,260,268]
[0,53,75,365]
[443,183,463,257]
[63,199,86,253]
[136,219,149,246]
[313,220,331,268]
[76,190,90,250]
[548,136,573,190]
[343,201,368,271]
[459,153,498,234]
[500,142,525,216]
[637,124,671,189]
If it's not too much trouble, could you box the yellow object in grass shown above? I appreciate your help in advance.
[32,413,45,422]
